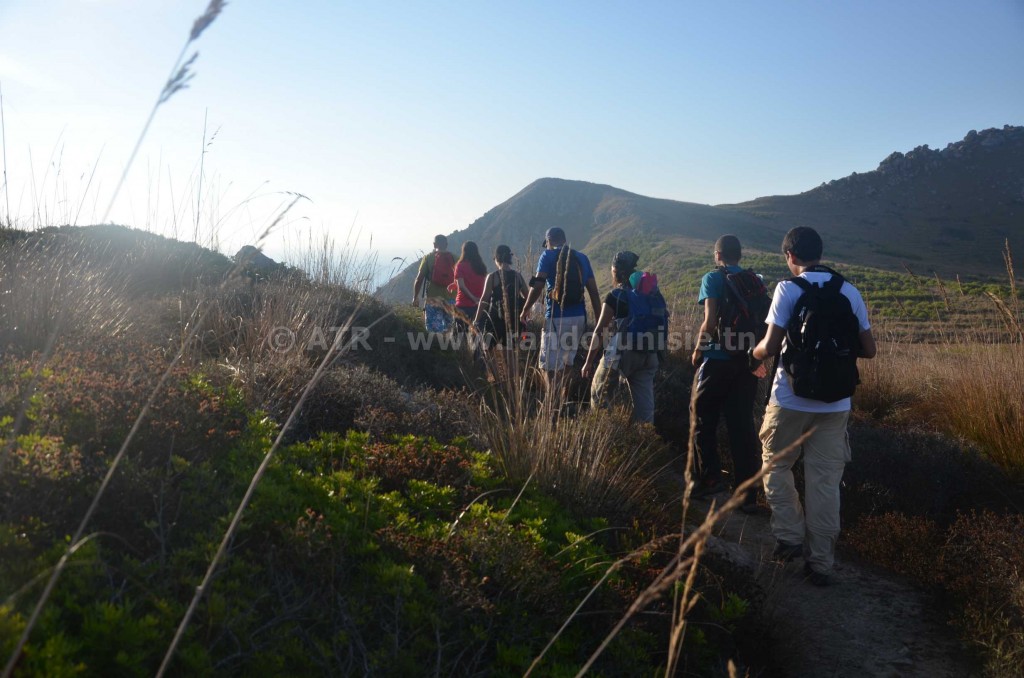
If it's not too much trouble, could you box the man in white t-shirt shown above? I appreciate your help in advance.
[751,227,877,586]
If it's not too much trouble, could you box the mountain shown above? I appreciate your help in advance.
[378,125,1024,303]
[377,180,786,302]
[725,125,1024,273]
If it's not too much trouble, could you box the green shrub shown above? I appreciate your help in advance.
[2,423,687,676]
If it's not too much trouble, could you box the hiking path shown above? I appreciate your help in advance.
[694,497,975,677]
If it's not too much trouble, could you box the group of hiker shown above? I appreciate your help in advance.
[412,228,665,416]
[413,226,877,586]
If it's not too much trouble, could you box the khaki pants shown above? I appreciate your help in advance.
[760,405,851,574]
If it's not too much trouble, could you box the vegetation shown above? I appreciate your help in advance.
[0,4,1019,674]
[0,222,777,675]
[844,253,1024,676]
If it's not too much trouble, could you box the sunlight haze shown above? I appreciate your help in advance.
[0,0,1021,271]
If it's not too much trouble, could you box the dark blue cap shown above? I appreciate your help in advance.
[544,227,566,245]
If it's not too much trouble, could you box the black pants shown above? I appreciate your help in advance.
[691,356,761,500]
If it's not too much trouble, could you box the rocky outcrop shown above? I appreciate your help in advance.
[234,245,280,274]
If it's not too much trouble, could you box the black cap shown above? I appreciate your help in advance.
[613,251,639,273]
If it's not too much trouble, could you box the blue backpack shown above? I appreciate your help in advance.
[618,273,668,353]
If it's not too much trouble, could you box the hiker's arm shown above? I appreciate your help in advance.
[691,297,719,367]
[586,276,601,322]
[516,273,528,300]
[412,269,426,306]
[752,324,785,361]
[582,302,615,378]
[456,277,480,304]
[520,274,546,325]
[858,328,877,359]
[473,274,494,324]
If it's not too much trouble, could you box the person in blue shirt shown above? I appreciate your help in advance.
[520,227,601,395]
[690,235,767,512]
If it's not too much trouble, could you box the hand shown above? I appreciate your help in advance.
[519,309,530,326]
[746,347,764,373]
[691,349,702,368]
[411,298,420,308]
[582,359,594,378]
[752,363,768,378]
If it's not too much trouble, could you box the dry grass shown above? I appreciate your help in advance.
[0,237,138,353]
[478,399,669,523]
[857,335,1024,475]
[856,243,1024,476]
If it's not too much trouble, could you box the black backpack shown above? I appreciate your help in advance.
[550,247,585,307]
[781,269,862,402]
[491,270,524,322]
[717,267,771,354]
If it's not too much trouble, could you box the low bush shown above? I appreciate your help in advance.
[0,423,685,676]
[239,361,477,445]
[0,348,248,549]
[843,424,1019,524]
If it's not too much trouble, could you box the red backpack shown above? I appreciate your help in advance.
[430,251,455,288]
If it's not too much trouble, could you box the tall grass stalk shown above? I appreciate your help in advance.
[194,108,208,242]
[1,80,10,228]
[100,0,226,225]
[72,146,105,227]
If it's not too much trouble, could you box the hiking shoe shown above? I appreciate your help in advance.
[771,541,803,562]
[804,562,831,587]
[691,479,726,499]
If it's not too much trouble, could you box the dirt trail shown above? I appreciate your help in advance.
[697,500,975,677]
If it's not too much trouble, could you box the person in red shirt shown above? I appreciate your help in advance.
[412,234,456,333]
[451,241,488,335]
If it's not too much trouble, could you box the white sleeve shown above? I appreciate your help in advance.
[765,281,794,329]
[843,283,871,331]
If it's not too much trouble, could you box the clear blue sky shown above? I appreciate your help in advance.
[1,0,1022,268]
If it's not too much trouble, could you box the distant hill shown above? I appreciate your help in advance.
[378,125,1023,304]
[376,179,786,302]
[725,125,1024,273]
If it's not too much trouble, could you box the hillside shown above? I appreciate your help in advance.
[726,125,1024,273]
[378,125,1024,304]
[376,179,786,302]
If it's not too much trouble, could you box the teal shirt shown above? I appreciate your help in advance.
[697,265,742,361]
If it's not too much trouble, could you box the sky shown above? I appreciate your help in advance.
[0,0,1022,275]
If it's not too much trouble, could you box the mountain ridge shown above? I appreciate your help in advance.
[378,125,1023,303]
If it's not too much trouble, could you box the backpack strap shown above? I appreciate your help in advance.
[787,276,815,292]
[823,274,845,295]
[722,272,751,313]
[806,264,842,276]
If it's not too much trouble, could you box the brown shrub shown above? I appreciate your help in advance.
[943,511,1024,675]
[845,513,944,584]
[360,438,475,495]
[848,510,1024,677]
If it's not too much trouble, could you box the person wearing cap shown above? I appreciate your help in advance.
[690,235,766,512]
[412,234,456,333]
[519,227,601,394]
[581,251,658,423]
